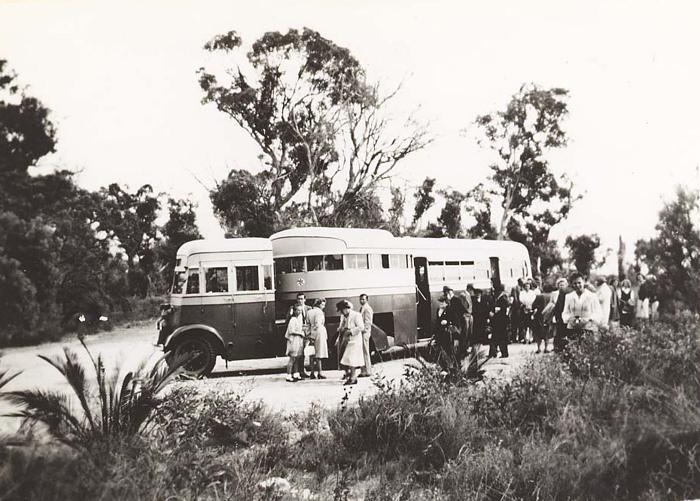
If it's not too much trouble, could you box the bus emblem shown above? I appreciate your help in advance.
[296,278,305,287]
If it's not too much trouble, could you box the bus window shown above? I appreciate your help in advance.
[307,255,324,271]
[275,258,291,275]
[236,266,259,291]
[324,254,343,271]
[445,261,460,281]
[263,265,273,290]
[428,261,444,281]
[205,267,229,293]
[369,254,383,269]
[290,257,306,273]
[346,254,368,269]
[172,271,186,294]
[381,254,390,269]
[390,254,407,268]
[185,269,200,294]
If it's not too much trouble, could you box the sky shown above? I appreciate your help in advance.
[2,0,699,271]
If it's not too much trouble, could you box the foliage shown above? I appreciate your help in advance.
[202,28,429,236]
[636,186,700,313]
[154,198,202,283]
[4,338,182,451]
[0,59,56,174]
[565,233,601,277]
[425,189,466,238]
[411,177,436,231]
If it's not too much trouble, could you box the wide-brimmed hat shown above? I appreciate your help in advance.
[442,286,453,294]
[336,300,352,311]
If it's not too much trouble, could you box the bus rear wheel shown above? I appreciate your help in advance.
[169,337,216,377]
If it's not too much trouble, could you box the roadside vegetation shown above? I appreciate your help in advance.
[1,317,699,500]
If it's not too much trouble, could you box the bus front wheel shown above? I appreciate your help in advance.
[168,336,216,377]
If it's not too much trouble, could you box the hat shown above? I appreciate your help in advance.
[336,300,352,311]
[442,286,453,294]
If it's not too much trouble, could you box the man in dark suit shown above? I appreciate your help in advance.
[472,288,492,345]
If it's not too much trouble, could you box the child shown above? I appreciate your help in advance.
[285,304,306,382]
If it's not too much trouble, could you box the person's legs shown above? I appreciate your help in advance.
[360,332,372,376]
[287,356,298,381]
[316,358,325,378]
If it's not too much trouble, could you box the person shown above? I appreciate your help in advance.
[552,277,569,352]
[358,293,374,377]
[307,298,328,379]
[562,272,601,346]
[619,278,636,327]
[444,286,467,355]
[489,282,510,358]
[285,304,306,382]
[434,295,459,369]
[457,284,474,362]
[531,291,550,353]
[510,279,523,343]
[635,274,650,326]
[336,300,365,385]
[519,280,537,343]
[287,292,311,378]
[472,288,491,345]
[647,275,660,323]
[608,276,620,326]
[595,276,613,329]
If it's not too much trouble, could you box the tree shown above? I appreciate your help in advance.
[636,186,700,313]
[386,186,406,236]
[0,59,56,175]
[202,28,430,235]
[96,183,161,296]
[565,234,601,277]
[463,183,497,239]
[411,177,436,231]
[155,198,202,284]
[475,84,576,241]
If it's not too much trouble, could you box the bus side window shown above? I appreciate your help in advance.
[172,270,186,294]
[186,269,200,294]
[369,254,383,269]
[346,254,368,269]
[236,266,260,291]
[290,257,306,273]
[275,258,291,275]
[307,255,324,271]
[324,254,343,271]
[381,254,390,269]
[428,261,444,281]
[263,265,273,290]
[205,267,229,293]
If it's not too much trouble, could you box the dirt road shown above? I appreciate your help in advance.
[0,321,533,434]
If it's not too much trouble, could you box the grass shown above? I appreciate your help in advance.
[1,318,699,500]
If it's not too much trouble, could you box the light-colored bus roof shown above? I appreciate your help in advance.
[398,237,528,255]
[270,227,399,249]
[176,238,272,257]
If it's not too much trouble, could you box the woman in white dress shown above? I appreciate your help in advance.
[285,304,306,382]
[336,300,365,385]
[307,298,328,379]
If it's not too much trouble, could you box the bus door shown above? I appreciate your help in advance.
[489,257,501,289]
[414,257,431,338]
[230,263,268,359]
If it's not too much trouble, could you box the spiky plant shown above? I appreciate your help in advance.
[0,356,21,392]
[4,338,183,451]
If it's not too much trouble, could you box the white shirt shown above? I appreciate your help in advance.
[596,283,612,326]
[562,289,601,331]
[520,290,537,309]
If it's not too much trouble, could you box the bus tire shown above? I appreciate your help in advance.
[168,336,217,377]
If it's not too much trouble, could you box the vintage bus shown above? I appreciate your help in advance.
[157,228,531,376]
[402,237,531,338]
[270,227,416,354]
[156,238,277,375]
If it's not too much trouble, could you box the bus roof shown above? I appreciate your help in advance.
[398,237,528,255]
[270,227,399,249]
[176,238,272,257]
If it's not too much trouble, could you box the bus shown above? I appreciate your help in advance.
[157,228,531,376]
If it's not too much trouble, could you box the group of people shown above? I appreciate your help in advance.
[284,292,374,385]
[433,271,662,365]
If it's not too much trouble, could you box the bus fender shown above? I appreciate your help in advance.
[164,324,226,355]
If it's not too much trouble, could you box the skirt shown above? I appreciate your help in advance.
[312,325,329,359]
[286,334,305,357]
[340,333,365,368]
[636,298,649,319]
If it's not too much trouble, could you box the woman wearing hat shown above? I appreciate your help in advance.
[336,300,365,385]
